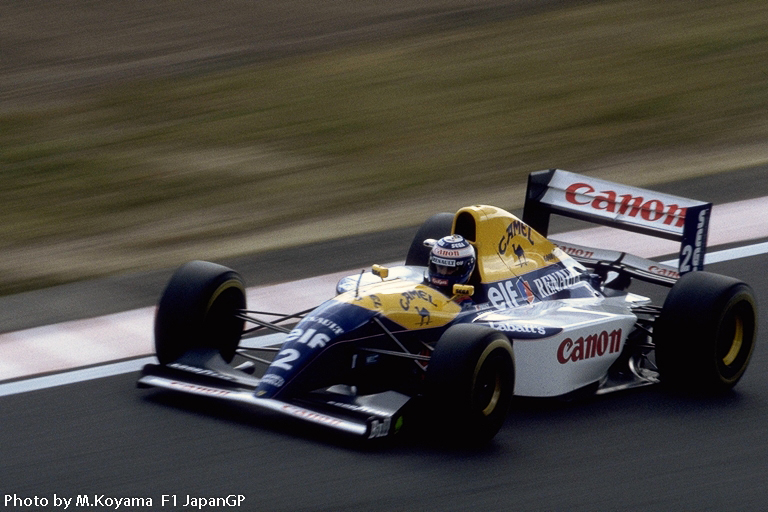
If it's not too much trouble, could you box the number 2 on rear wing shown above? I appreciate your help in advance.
[523,169,712,275]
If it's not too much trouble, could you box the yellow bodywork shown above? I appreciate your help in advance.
[452,205,563,284]
[336,280,462,330]
[333,205,567,330]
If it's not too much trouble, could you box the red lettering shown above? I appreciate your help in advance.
[597,331,608,356]
[591,190,617,212]
[565,183,593,205]
[556,338,572,364]
[586,333,598,358]
[609,329,621,353]
[641,199,664,222]
[617,194,644,217]
[557,329,623,364]
[562,182,688,229]
[648,266,680,278]
[663,204,687,228]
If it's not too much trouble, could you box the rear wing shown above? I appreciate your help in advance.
[523,169,711,276]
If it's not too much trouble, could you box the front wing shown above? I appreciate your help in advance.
[137,350,410,440]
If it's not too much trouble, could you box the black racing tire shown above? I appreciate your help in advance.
[655,271,757,393]
[154,260,246,365]
[404,212,454,266]
[425,324,515,444]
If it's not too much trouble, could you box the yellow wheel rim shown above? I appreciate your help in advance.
[481,373,502,416]
[722,316,744,366]
[473,339,512,417]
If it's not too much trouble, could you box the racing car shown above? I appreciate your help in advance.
[138,170,757,444]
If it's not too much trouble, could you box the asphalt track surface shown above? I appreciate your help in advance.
[4,167,768,511]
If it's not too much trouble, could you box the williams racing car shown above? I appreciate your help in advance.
[138,170,757,444]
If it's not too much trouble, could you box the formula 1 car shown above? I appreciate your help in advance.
[138,170,757,444]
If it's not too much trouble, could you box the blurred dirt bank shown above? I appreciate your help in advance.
[1,0,767,294]
[0,0,569,105]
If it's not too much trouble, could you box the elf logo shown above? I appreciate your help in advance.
[486,278,535,309]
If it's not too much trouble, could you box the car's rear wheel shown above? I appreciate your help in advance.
[425,324,515,444]
[405,212,454,267]
[154,260,246,365]
[655,271,757,393]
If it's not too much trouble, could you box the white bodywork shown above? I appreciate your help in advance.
[475,297,640,396]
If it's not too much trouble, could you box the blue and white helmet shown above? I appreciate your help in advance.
[427,235,476,290]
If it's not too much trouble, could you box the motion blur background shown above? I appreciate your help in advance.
[2,0,767,295]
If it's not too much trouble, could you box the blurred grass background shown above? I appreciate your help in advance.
[1,0,768,294]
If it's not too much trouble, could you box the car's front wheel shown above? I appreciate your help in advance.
[154,260,246,365]
[425,324,515,444]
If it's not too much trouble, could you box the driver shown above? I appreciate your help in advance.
[426,234,476,293]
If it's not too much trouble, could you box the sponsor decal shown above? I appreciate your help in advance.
[260,373,285,388]
[499,220,535,255]
[679,208,708,273]
[556,244,595,260]
[431,256,456,267]
[168,381,231,397]
[354,293,383,309]
[486,277,537,308]
[341,281,460,330]
[520,280,536,303]
[498,221,535,266]
[284,327,331,349]
[532,267,582,298]
[281,404,344,427]
[433,248,461,258]
[648,265,680,279]
[368,417,392,439]
[486,263,587,307]
[556,329,622,364]
[399,289,438,311]
[415,306,431,326]
[305,316,345,336]
[487,279,523,309]
[328,401,385,416]
[168,363,236,381]
[397,290,435,325]
[487,321,561,338]
[564,182,687,228]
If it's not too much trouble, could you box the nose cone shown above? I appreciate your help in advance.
[254,299,375,398]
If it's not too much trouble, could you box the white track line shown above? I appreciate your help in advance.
[2,196,768,395]
[1,240,764,398]
[0,335,283,398]
[0,270,355,382]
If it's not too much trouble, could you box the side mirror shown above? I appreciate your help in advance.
[372,264,389,279]
[452,284,474,298]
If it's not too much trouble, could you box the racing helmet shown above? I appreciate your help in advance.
[427,235,476,290]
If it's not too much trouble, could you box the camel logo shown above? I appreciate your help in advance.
[512,244,527,265]
[415,306,431,326]
[498,220,534,256]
